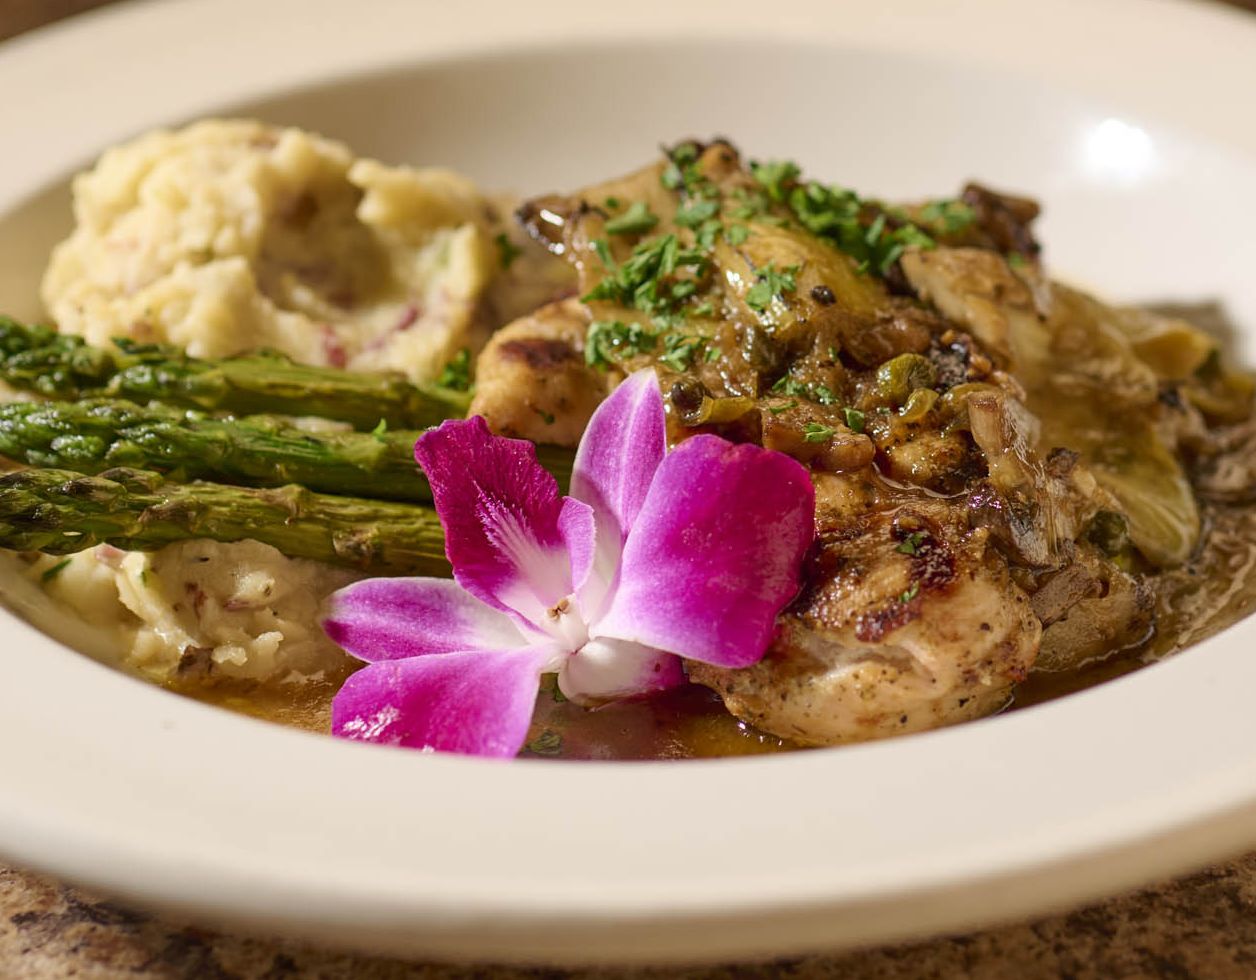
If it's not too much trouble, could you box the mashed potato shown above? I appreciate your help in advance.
[25,120,572,689]
[26,540,357,683]
[42,119,496,381]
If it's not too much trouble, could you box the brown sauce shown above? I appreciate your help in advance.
[181,492,1256,758]
[179,299,1256,760]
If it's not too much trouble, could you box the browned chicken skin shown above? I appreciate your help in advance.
[469,298,611,447]
[483,140,1244,746]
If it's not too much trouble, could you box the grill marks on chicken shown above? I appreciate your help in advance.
[474,140,1243,746]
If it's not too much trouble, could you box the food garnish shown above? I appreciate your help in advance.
[322,371,814,757]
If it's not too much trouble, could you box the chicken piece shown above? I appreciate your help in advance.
[689,483,1040,745]
[901,246,1048,372]
[468,298,609,446]
[1033,549,1155,672]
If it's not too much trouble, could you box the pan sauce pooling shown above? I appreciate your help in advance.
[5,125,1254,759]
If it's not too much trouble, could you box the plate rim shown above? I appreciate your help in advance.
[0,0,1255,964]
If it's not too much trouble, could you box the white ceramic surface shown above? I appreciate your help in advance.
[0,0,1254,965]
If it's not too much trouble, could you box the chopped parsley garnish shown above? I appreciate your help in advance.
[842,407,866,433]
[918,199,976,235]
[604,196,621,209]
[803,422,837,443]
[583,233,708,325]
[745,168,940,277]
[525,730,564,757]
[750,159,801,203]
[592,237,614,269]
[661,140,704,193]
[899,582,921,603]
[745,263,799,311]
[659,333,702,372]
[767,400,798,414]
[704,345,721,362]
[675,198,720,228]
[494,232,522,271]
[40,558,71,583]
[585,320,657,367]
[724,223,750,246]
[370,418,389,440]
[896,531,927,556]
[437,349,472,391]
[771,375,837,405]
[692,301,715,317]
[604,200,659,236]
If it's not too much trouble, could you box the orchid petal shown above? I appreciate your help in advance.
[593,435,815,668]
[559,637,685,704]
[322,577,526,663]
[331,645,555,757]
[569,369,666,618]
[416,417,594,627]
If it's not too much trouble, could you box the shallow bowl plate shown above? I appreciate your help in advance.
[0,0,1254,964]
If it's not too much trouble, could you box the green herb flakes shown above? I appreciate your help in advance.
[675,198,720,228]
[437,349,472,392]
[525,730,564,757]
[724,223,750,246]
[751,159,801,203]
[919,199,976,235]
[745,263,799,311]
[899,582,921,603]
[585,320,656,368]
[370,418,389,440]
[896,531,927,556]
[604,200,659,236]
[771,375,837,406]
[803,422,837,443]
[842,407,866,433]
[494,232,522,271]
[40,558,71,584]
[659,334,701,372]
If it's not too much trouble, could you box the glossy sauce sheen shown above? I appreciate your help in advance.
[184,490,1256,760]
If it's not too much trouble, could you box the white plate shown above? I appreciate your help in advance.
[0,0,1254,965]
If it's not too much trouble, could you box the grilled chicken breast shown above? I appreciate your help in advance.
[478,140,1239,745]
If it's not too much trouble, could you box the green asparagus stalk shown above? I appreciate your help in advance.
[0,398,575,503]
[0,467,452,575]
[0,316,470,430]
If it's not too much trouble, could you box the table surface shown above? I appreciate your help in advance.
[3,1,1256,977]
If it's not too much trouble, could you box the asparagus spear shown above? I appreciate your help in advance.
[0,316,470,430]
[0,398,575,502]
[0,467,451,575]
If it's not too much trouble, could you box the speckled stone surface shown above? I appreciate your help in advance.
[4,856,1256,979]
[4,1,1256,977]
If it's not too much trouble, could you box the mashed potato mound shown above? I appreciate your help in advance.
[28,540,358,683]
[42,118,495,381]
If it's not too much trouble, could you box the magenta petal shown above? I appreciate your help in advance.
[322,577,526,663]
[570,369,666,546]
[593,435,815,668]
[559,638,685,704]
[331,645,553,757]
[416,417,593,626]
[569,370,666,617]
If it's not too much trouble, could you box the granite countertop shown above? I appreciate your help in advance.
[4,856,1256,979]
[3,2,1256,977]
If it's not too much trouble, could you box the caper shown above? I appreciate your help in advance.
[1085,510,1131,558]
[897,387,939,424]
[669,378,706,415]
[875,353,937,407]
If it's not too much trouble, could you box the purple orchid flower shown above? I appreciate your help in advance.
[323,369,815,758]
